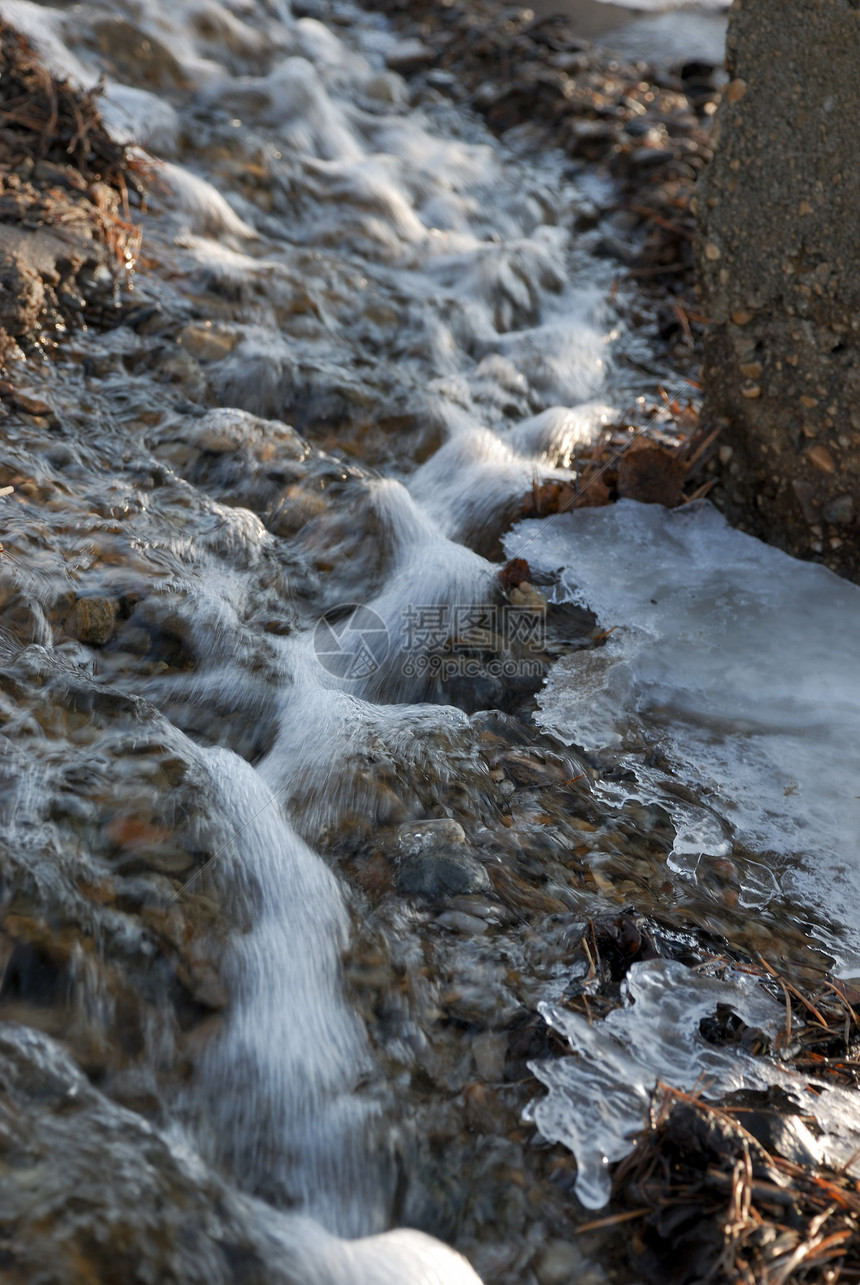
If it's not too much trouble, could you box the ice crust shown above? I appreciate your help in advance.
[507,500,860,966]
[527,957,860,1210]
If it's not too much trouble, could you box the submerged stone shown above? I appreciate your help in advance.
[72,596,118,646]
[394,846,490,898]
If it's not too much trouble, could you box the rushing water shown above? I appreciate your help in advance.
[1,0,858,1280]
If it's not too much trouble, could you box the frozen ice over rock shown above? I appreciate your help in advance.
[527,956,860,1210]
[506,500,860,966]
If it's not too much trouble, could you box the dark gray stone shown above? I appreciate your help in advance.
[822,493,855,526]
[394,846,491,898]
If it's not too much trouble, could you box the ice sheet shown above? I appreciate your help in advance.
[506,501,860,966]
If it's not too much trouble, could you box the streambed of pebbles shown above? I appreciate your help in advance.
[1,6,858,1285]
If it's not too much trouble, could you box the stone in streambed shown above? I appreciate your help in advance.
[394,822,490,899]
[395,818,468,856]
[535,1239,591,1285]
[822,493,855,526]
[178,321,238,363]
[385,38,435,73]
[395,848,489,898]
[72,596,118,646]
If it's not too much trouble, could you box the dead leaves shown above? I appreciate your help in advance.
[0,21,142,191]
[523,399,720,518]
[617,438,689,507]
[588,952,860,1285]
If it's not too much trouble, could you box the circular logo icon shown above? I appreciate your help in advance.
[313,603,390,681]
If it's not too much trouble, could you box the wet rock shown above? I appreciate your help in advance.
[0,220,109,359]
[0,643,238,1090]
[91,17,187,90]
[363,70,409,106]
[72,595,118,645]
[395,818,467,856]
[535,1240,589,1285]
[170,408,368,545]
[176,957,229,1010]
[0,1023,291,1284]
[123,842,197,878]
[471,1030,507,1081]
[395,845,490,898]
[435,909,489,935]
[0,240,45,339]
[822,493,855,526]
[155,347,208,401]
[0,936,68,1009]
[385,38,436,73]
[0,585,51,646]
[507,581,547,612]
[630,145,675,168]
[189,408,305,458]
[178,321,239,363]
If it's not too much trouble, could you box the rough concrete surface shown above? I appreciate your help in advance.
[697,0,860,580]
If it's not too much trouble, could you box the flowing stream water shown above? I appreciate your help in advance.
[1,0,859,1281]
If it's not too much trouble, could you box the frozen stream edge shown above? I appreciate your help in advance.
[507,501,860,971]
[0,0,858,1279]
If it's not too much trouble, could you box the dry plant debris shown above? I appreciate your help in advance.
[0,24,138,189]
[558,914,860,1284]
[609,1086,860,1285]
[0,20,145,361]
[523,395,719,516]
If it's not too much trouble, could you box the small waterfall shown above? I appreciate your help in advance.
[193,748,393,1237]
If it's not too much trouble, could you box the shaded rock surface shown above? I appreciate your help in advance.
[0,1024,289,1285]
[394,845,491,897]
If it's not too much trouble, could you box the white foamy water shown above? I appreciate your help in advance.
[268,1214,485,1285]
[529,0,728,65]
[193,749,386,1236]
[607,12,727,65]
